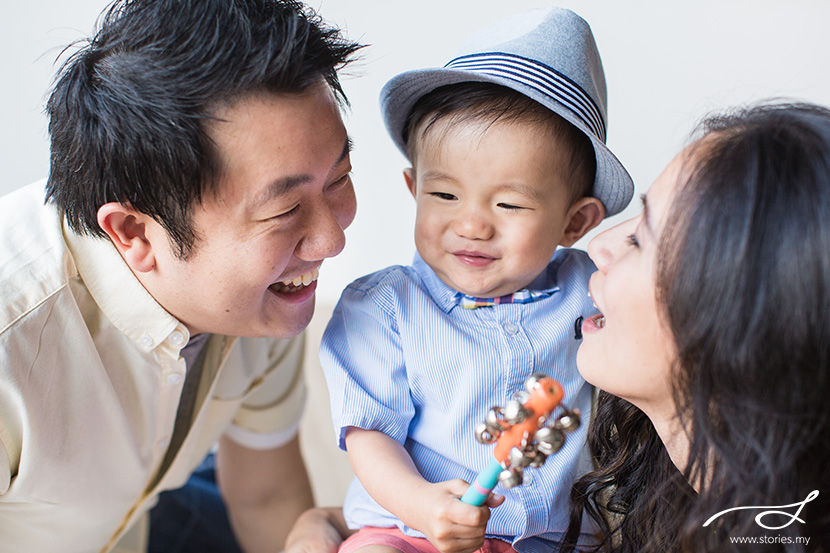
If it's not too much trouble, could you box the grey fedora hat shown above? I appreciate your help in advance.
[380,7,633,216]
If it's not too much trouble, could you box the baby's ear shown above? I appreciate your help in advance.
[559,197,605,247]
[403,168,417,198]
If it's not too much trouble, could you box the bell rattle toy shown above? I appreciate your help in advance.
[460,374,580,506]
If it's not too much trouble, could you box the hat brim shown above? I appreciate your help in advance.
[380,67,634,217]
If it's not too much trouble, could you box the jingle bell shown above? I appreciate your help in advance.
[474,422,500,444]
[534,426,565,455]
[485,407,503,428]
[498,466,524,489]
[554,409,581,434]
[524,373,547,392]
[502,399,529,425]
[507,445,533,468]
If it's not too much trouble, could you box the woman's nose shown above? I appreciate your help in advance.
[587,218,634,271]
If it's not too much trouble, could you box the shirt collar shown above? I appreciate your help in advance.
[411,251,561,313]
[62,221,186,354]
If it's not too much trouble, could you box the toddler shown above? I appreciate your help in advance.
[321,7,633,553]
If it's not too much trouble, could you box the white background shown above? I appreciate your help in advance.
[3,0,830,305]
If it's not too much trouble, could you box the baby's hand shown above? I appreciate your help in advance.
[411,479,504,553]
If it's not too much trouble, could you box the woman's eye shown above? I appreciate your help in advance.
[626,233,640,248]
[430,192,457,201]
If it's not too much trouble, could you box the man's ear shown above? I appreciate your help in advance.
[97,203,157,273]
[559,197,606,247]
[403,168,417,198]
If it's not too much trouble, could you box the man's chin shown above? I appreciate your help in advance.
[259,296,317,339]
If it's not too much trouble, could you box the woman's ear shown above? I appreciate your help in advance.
[403,168,417,198]
[559,197,606,247]
[96,203,157,273]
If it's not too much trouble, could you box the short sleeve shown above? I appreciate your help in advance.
[320,282,414,450]
[0,441,10,494]
[224,334,307,450]
[0,404,20,495]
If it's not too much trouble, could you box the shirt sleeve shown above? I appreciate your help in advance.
[0,441,10,494]
[320,281,414,451]
[224,334,307,450]
[0,395,20,495]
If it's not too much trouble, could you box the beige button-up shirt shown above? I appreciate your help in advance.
[0,181,306,552]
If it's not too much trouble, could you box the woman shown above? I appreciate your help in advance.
[563,102,830,552]
[287,102,830,553]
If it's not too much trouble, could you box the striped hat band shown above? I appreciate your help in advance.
[444,52,606,142]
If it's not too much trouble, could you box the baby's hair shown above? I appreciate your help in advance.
[402,82,596,202]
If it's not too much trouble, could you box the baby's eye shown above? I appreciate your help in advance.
[430,192,457,201]
[626,233,640,248]
[497,202,525,211]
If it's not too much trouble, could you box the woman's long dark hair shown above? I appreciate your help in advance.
[562,102,830,552]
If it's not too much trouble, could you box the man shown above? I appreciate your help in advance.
[0,1,361,551]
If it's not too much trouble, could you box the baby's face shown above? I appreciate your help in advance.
[407,116,575,298]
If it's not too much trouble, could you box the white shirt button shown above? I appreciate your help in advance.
[503,322,519,335]
[168,330,186,346]
[139,335,153,348]
[167,372,184,386]
[523,471,533,485]
[156,437,169,451]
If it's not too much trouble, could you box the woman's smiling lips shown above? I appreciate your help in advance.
[583,278,605,333]
[453,250,497,267]
[582,313,606,334]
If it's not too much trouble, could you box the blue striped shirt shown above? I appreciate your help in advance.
[321,250,598,552]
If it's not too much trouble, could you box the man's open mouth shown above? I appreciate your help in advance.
[269,267,319,293]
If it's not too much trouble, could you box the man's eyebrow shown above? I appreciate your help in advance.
[256,137,353,204]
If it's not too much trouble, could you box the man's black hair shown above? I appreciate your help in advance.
[45,0,362,258]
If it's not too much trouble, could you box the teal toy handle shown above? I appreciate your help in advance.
[460,458,503,506]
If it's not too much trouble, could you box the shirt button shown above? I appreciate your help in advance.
[524,471,534,485]
[168,330,186,346]
[167,372,184,385]
[156,437,169,451]
[139,335,153,348]
[503,322,519,335]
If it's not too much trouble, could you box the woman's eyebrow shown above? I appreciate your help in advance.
[641,194,654,235]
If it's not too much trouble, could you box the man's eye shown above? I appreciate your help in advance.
[329,173,351,191]
[430,192,457,201]
[267,204,300,220]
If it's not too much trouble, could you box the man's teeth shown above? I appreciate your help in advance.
[272,268,319,292]
[284,267,319,287]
